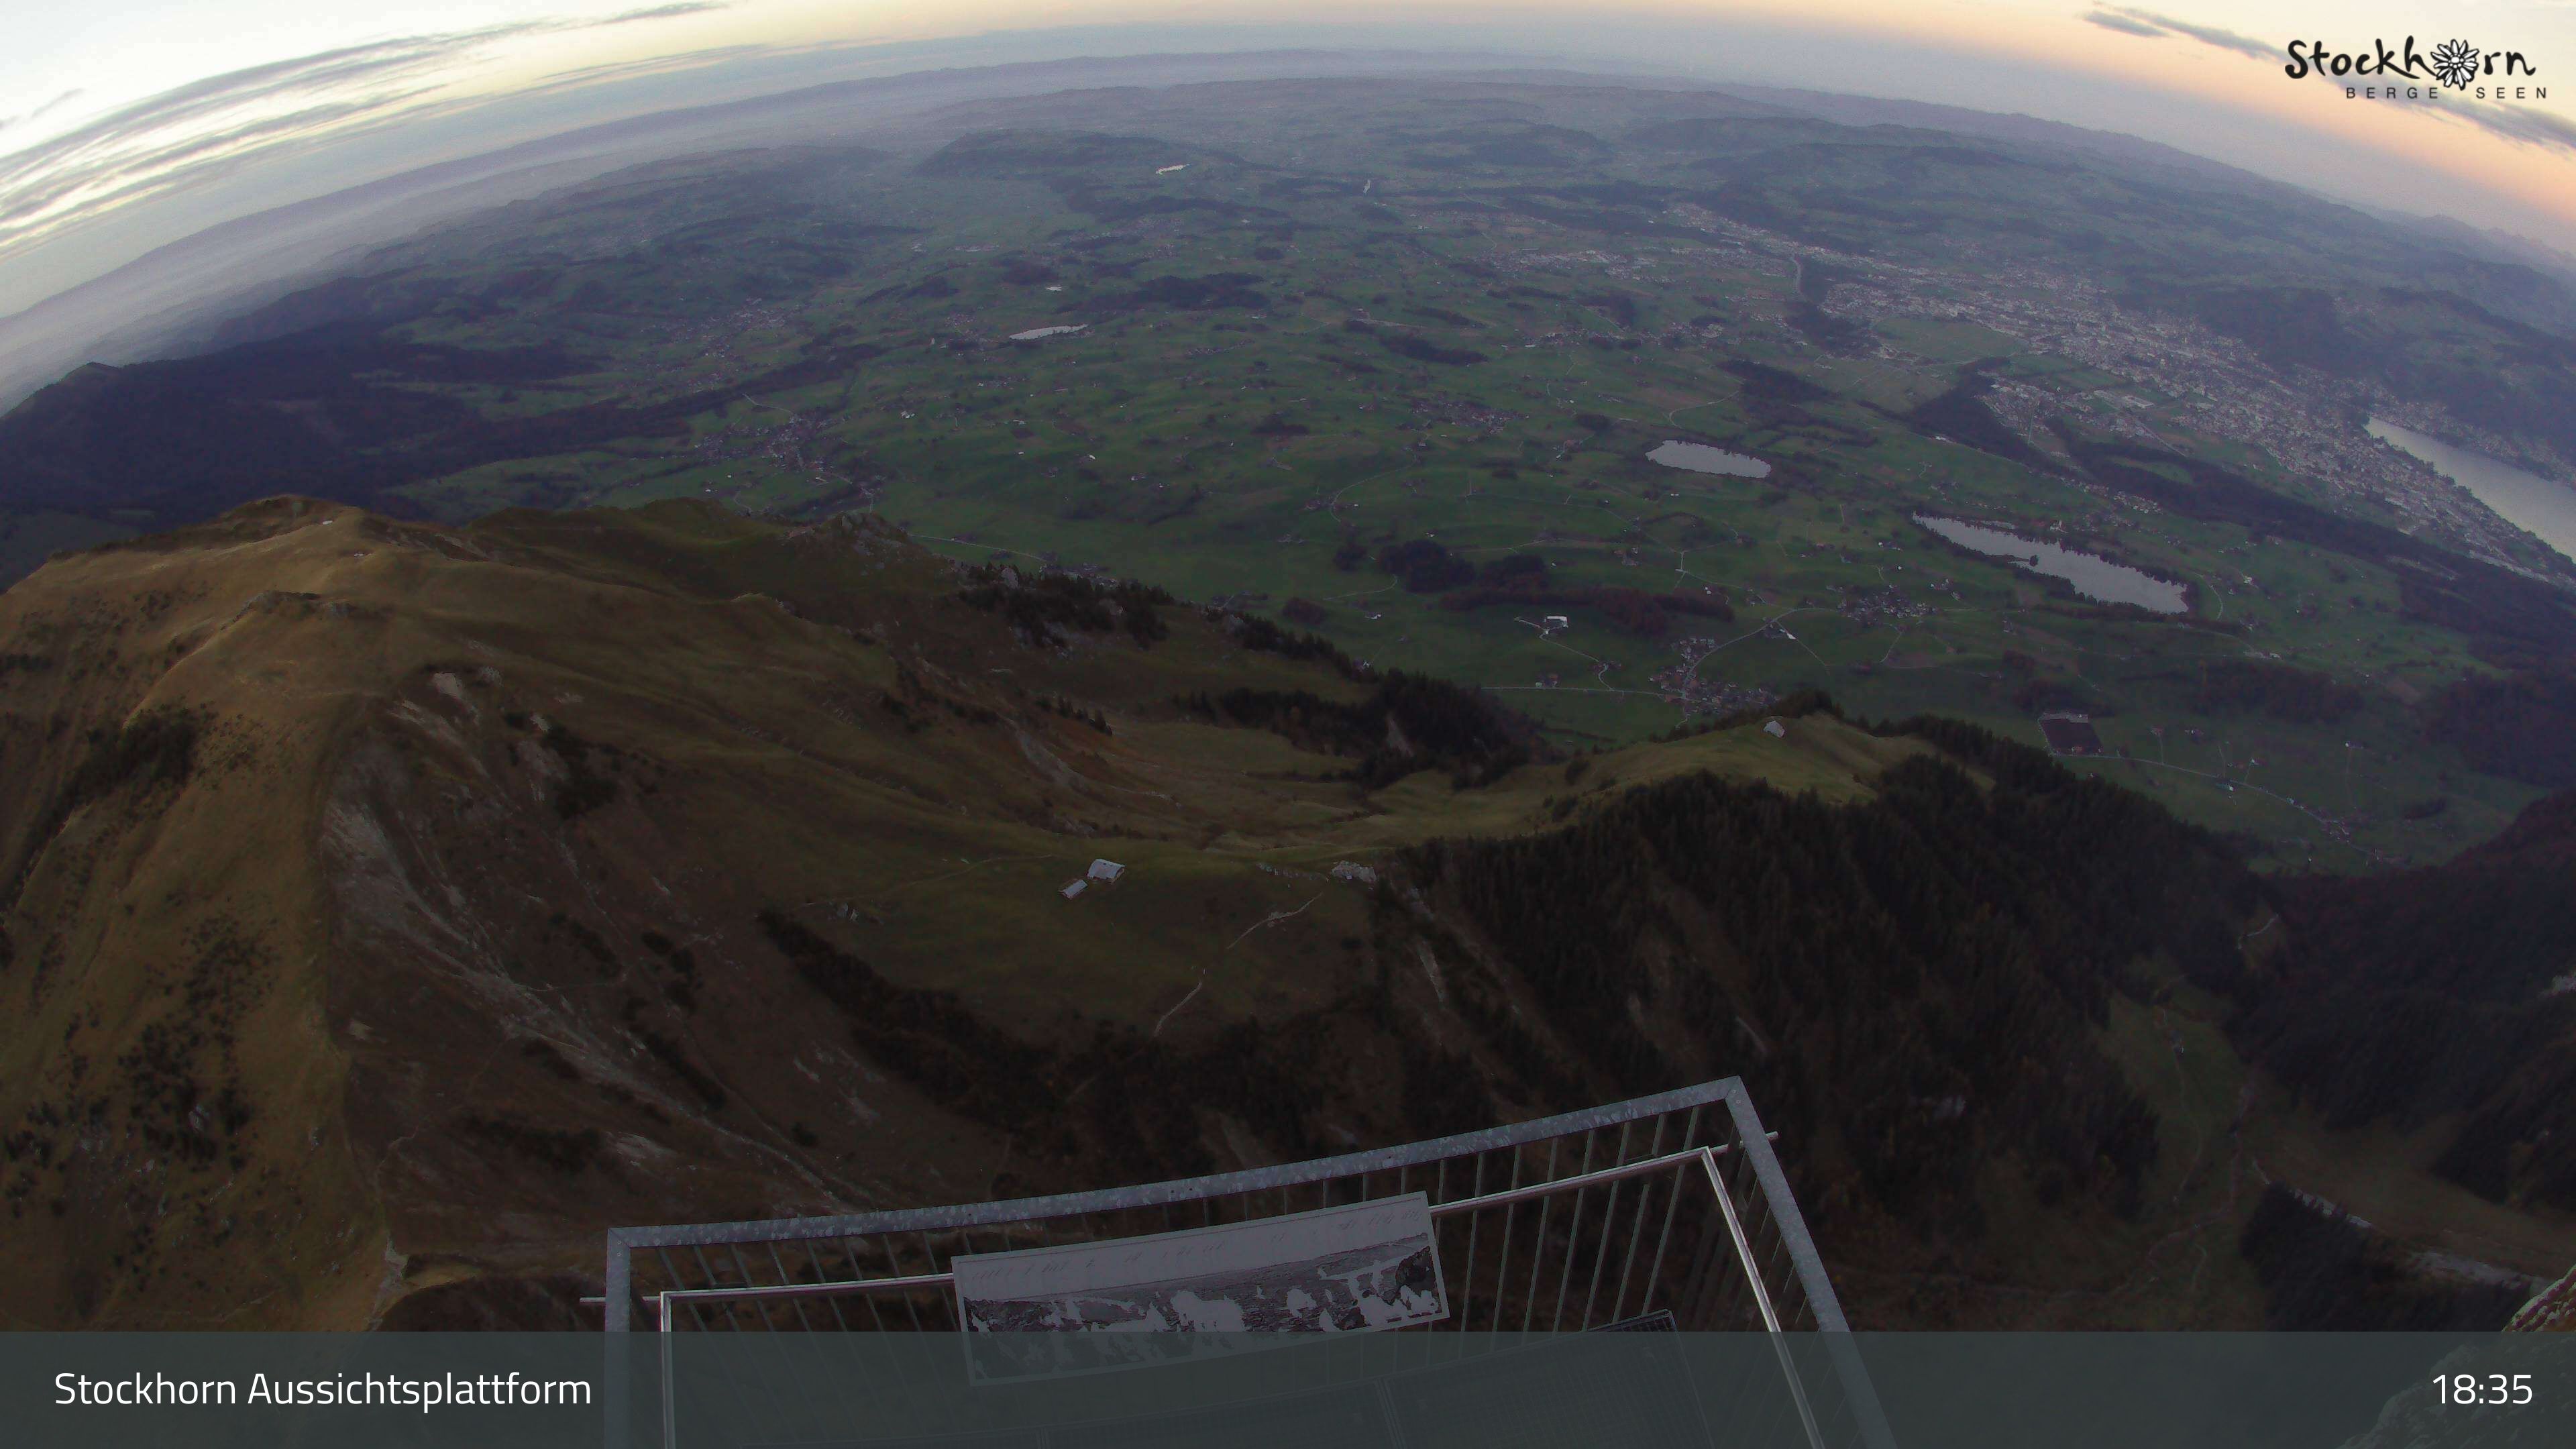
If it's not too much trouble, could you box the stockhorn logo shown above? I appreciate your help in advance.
[2285,37,2545,103]
[2426,40,2482,91]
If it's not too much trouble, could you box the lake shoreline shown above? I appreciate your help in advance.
[1912,514,2189,614]
[1648,439,1772,479]
[2368,416,2576,568]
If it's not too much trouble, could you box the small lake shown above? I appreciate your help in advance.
[1648,440,1772,478]
[1010,324,1087,341]
[1914,515,2188,614]
[2367,417,2576,565]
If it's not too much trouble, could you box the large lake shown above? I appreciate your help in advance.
[2367,417,2576,565]
[1648,440,1772,479]
[1915,515,2188,614]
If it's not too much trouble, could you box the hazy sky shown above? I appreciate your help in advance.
[5,1,2576,317]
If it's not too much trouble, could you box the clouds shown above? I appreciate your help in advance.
[2081,9,2576,162]
[598,3,733,24]
[2081,12,2167,42]
[2082,8,2275,62]
[515,44,773,103]
[0,5,723,260]
[0,30,502,251]
[2433,92,2576,158]
[0,91,85,136]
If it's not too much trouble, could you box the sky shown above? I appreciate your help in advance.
[5,1,2576,319]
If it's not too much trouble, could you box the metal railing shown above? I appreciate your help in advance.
[605,1078,1894,1448]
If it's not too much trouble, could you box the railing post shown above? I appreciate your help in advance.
[604,1230,632,1449]
[1721,1084,1902,1449]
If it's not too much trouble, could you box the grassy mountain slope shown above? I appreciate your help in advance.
[0,498,1904,1327]
[1,499,2565,1330]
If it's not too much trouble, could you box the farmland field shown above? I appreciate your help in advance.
[9,78,2575,871]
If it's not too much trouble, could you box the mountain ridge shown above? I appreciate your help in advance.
[5,498,2567,1330]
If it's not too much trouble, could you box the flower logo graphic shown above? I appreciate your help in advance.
[2428,39,2483,89]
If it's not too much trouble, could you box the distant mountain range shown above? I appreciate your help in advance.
[9,50,2574,411]
[0,50,1586,410]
